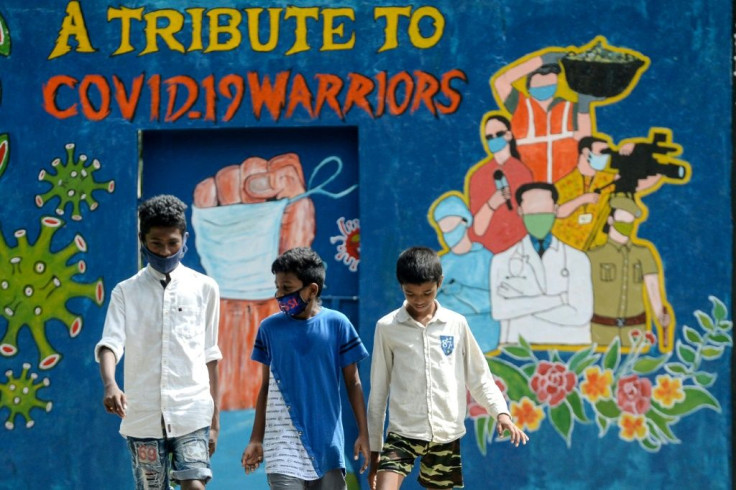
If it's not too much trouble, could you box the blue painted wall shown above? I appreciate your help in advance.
[0,1,731,489]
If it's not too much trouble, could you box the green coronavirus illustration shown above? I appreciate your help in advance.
[35,143,115,221]
[0,363,52,429]
[0,217,104,369]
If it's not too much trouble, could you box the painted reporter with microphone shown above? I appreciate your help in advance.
[467,113,534,254]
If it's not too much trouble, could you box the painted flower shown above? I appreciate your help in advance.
[618,413,648,441]
[466,391,489,420]
[511,396,545,431]
[616,374,652,414]
[652,375,685,408]
[530,361,577,407]
[580,366,613,403]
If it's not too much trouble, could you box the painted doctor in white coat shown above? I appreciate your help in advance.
[491,182,593,345]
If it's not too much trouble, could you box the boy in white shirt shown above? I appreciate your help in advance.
[367,247,528,490]
[95,195,222,490]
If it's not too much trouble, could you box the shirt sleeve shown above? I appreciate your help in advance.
[251,321,271,366]
[94,284,126,363]
[204,279,222,363]
[367,323,391,452]
[463,321,509,419]
[338,315,369,367]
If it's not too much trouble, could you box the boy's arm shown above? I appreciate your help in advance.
[98,346,126,418]
[342,362,370,473]
[242,363,269,474]
[207,360,220,456]
[366,324,391,453]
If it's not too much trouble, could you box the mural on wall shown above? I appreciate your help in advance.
[0,1,731,489]
[426,35,724,459]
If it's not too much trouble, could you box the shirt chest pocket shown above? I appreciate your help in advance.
[599,263,616,282]
[632,261,643,283]
[173,304,203,339]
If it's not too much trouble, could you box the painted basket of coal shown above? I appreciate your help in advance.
[561,43,646,98]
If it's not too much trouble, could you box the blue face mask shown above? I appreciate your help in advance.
[140,233,188,274]
[276,287,310,316]
[486,136,508,154]
[587,152,611,171]
[529,84,557,101]
[443,222,468,249]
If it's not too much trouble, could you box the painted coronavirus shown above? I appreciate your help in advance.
[330,217,360,272]
[0,217,104,369]
[0,363,52,429]
[35,143,115,221]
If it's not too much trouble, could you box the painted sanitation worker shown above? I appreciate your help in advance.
[95,194,222,490]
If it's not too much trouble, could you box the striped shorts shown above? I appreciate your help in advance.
[378,432,463,489]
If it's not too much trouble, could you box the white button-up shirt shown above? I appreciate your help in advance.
[367,302,509,451]
[95,264,222,439]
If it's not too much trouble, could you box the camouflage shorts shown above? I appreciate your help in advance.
[378,432,463,489]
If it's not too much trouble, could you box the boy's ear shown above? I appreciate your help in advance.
[437,276,444,290]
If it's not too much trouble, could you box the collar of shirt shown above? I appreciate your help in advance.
[396,300,453,327]
[607,237,633,252]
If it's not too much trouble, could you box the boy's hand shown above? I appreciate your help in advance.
[102,383,127,418]
[353,434,371,474]
[496,413,529,447]
[208,427,219,456]
[367,452,381,490]
[241,442,264,475]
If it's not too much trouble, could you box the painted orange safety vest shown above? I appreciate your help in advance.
[511,93,579,183]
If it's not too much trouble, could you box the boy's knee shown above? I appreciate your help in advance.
[180,480,206,490]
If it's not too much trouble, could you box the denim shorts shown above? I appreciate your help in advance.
[127,426,212,490]
[267,469,346,490]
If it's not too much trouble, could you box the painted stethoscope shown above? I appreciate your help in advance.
[505,237,570,282]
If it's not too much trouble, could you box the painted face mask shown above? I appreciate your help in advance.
[529,84,557,101]
[523,213,556,240]
[276,287,310,316]
[486,136,508,154]
[443,221,468,249]
[587,152,611,171]
[612,221,634,237]
[140,232,188,274]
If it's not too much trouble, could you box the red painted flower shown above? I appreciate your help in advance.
[466,391,489,419]
[529,361,577,407]
[616,374,652,414]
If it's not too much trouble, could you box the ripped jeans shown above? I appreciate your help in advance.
[127,426,211,489]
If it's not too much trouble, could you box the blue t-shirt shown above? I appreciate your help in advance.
[252,307,369,476]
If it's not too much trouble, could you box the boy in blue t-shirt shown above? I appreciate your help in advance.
[242,247,370,489]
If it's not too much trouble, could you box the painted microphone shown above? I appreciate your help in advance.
[493,169,512,210]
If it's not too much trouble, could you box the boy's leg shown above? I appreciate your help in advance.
[311,469,347,490]
[267,473,307,489]
[376,432,427,490]
[417,438,462,489]
[126,437,170,490]
[169,426,212,488]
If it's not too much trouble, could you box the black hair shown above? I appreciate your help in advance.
[485,114,521,159]
[271,247,326,296]
[525,63,562,90]
[578,136,607,154]
[396,247,443,285]
[138,195,187,238]
[515,182,559,207]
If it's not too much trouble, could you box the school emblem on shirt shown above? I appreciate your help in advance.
[440,336,455,356]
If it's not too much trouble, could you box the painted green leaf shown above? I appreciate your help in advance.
[595,399,620,418]
[709,296,727,323]
[502,345,533,360]
[700,345,724,360]
[488,358,534,401]
[632,354,669,375]
[518,335,533,353]
[550,350,562,363]
[603,338,621,371]
[676,342,696,363]
[474,417,489,455]
[522,364,536,377]
[683,326,702,344]
[640,436,661,452]
[664,363,688,375]
[655,386,720,417]
[565,391,589,423]
[549,403,573,446]
[646,409,679,443]
[693,371,716,387]
[718,320,732,331]
[706,332,733,346]
[0,13,10,56]
[596,415,610,436]
[694,311,714,331]
[568,345,598,375]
